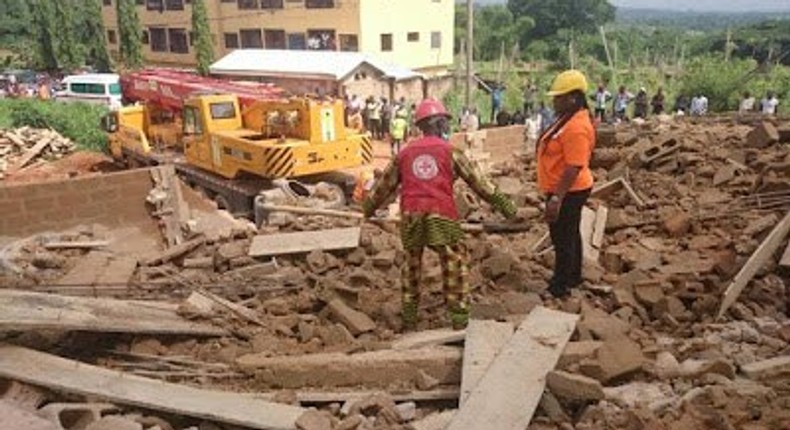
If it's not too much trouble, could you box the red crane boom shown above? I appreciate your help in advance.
[119,68,284,111]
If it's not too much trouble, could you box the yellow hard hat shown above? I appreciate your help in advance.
[546,70,589,97]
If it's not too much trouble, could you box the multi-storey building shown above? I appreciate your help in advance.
[100,0,454,75]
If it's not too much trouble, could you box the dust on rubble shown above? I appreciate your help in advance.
[0,115,789,430]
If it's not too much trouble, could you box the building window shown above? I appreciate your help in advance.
[261,0,283,8]
[142,30,150,44]
[431,31,441,49]
[339,34,358,52]
[165,0,184,10]
[237,0,257,9]
[107,30,117,44]
[288,33,306,50]
[102,0,111,6]
[169,28,189,53]
[305,0,334,8]
[224,33,240,48]
[380,34,392,52]
[150,28,167,52]
[407,32,419,42]
[307,29,335,50]
[264,30,286,49]
[240,29,263,48]
[146,0,164,11]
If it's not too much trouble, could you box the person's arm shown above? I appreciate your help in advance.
[545,129,591,223]
[362,159,400,217]
[452,149,516,219]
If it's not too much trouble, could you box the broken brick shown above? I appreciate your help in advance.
[327,299,376,336]
[746,121,780,148]
[581,337,645,383]
[663,211,691,237]
[546,370,605,401]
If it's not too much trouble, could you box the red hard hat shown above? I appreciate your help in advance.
[415,98,451,123]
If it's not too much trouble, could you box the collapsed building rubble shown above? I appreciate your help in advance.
[0,128,77,180]
[0,116,788,430]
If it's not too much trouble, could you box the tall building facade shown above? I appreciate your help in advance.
[101,0,454,74]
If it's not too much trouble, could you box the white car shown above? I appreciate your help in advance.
[56,73,123,110]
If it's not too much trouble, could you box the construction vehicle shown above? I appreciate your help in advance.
[101,69,373,220]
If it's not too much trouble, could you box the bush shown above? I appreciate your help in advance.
[2,99,108,151]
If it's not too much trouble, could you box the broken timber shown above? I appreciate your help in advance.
[248,227,361,257]
[391,328,466,350]
[780,241,790,268]
[446,307,579,430]
[460,320,514,405]
[7,138,50,173]
[717,210,790,319]
[0,289,225,336]
[0,345,304,430]
[591,177,645,208]
[43,241,109,250]
[142,236,205,266]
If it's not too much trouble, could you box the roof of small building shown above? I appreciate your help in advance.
[209,49,423,82]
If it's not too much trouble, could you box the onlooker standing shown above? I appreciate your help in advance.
[613,86,633,122]
[591,85,611,122]
[463,108,479,133]
[538,70,596,298]
[381,97,392,140]
[761,91,779,115]
[739,91,756,114]
[633,87,648,119]
[523,83,537,116]
[690,94,708,116]
[538,102,555,132]
[511,109,526,126]
[367,97,382,139]
[491,85,504,123]
[651,88,665,115]
[674,94,690,115]
[389,111,409,155]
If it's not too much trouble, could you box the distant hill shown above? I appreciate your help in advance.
[616,7,790,30]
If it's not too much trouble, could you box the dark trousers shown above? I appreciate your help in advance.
[548,189,591,295]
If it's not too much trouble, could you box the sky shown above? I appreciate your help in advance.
[469,0,790,12]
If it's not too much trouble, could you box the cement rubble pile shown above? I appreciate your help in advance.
[0,115,789,430]
[0,128,76,179]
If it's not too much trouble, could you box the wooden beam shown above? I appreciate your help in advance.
[0,346,304,430]
[43,241,109,250]
[446,307,579,430]
[0,289,225,336]
[248,227,361,257]
[779,241,790,268]
[718,211,790,319]
[460,320,514,405]
[8,138,50,173]
[391,328,466,351]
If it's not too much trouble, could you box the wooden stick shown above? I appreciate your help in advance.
[43,241,109,250]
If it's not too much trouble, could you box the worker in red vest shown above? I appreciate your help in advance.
[362,98,517,330]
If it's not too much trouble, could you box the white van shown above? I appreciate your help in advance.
[57,73,123,110]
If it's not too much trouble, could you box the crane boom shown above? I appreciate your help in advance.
[119,68,285,111]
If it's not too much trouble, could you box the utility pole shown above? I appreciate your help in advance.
[465,0,474,108]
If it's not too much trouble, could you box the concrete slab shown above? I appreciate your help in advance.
[249,227,360,257]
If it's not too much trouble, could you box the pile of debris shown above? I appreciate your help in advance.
[0,115,789,430]
[0,128,76,179]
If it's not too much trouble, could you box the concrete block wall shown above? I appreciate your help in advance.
[451,125,527,165]
[0,169,158,238]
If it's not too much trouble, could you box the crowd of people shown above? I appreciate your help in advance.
[0,73,58,100]
[343,95,419,156]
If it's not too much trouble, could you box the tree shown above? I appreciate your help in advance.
[116,0,143,69]
[507,0,615,41]
[475,6,534,61]
[31,0,58,70]
[54,0,83,70]
[191,0,214,75]
[82,0,112,72]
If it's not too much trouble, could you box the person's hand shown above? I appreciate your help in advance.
[544,197,561,224]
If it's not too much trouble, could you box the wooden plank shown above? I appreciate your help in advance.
[248,387,459,404]
[592,206,609,248]
[391,328,466,351]
[581,206,600,262]
[718,211,790,319]
[446,307,579,430]
[0,289,225,336]
[43,241,109,250]
[142,236,205,266]
[249,227,361,257]
[0,401,62,430]
[0,346,304,430]
[8,138,50,173]
[780,241,790,268]
[460,320,514,405]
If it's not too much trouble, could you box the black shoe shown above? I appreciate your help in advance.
[548,283,571,299]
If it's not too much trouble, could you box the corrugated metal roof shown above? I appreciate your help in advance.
[209,49,423,82]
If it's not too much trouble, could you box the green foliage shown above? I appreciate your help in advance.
[53,0,84,70]
[117,0,143,70]
[192,0,214,76]
[508,0,615,41]
[31,0,58,70]
[82,0,113,72]
[2,99,108,151]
